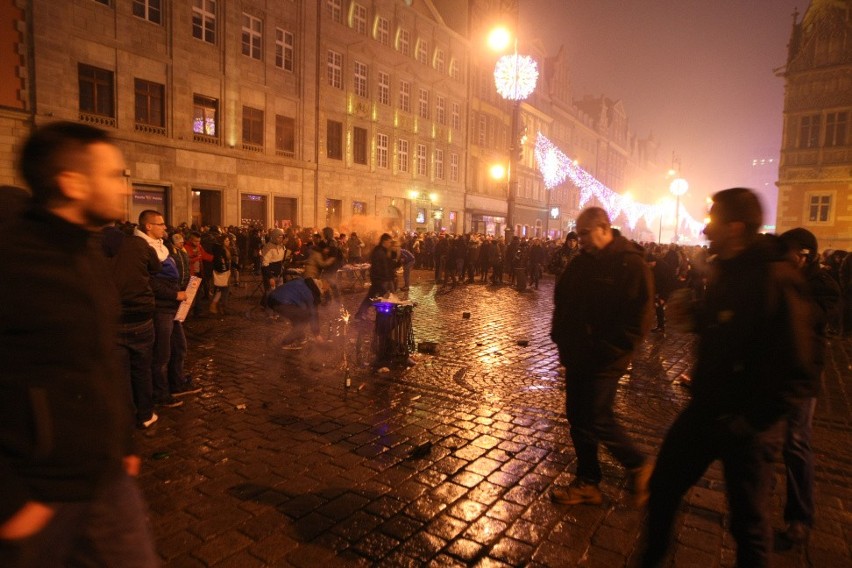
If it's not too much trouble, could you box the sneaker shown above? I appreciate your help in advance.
[138,413,158,429]
[172,383,202,397]
[628,461,654,507]
[550,479,603,505]
[155,396,184,408]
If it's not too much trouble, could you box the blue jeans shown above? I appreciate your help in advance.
[115,319,155,424]
[0,471,159,567]
[151,311,185,402]
[783,396,816,526]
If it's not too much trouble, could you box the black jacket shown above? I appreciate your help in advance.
[102,226,160,323]
[691,236,819,431]
[551,236,655,368]
[0,208,134,524]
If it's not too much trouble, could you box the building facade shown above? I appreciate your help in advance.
[777,0,852,251]
[2,0,665,240]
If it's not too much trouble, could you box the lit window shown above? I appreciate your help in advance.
[377,72,390,106]
[193,94,218,138]
[354,61,368,98]
[377,133,389,168]
[435,148,444,179]
[398,139,409,172]
[450,153,459,182]
[416,143,427,176]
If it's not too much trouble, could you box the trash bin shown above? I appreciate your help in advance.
[372,300,415,365]
[514,267,527,291]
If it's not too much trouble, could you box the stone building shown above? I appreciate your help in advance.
[1,0,665,239]
[777,0,852,251]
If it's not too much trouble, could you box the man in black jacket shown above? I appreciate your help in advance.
[550,207,655,507]
[642,189,818,567]
[0,122,158,566]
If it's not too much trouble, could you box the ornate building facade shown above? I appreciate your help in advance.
[778,0,852,250]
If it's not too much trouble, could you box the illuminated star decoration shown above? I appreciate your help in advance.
[494,54,539,101]
[534,132,706,238]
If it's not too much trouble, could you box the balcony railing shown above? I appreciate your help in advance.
[135,123,166,136]
[79,112,116,128]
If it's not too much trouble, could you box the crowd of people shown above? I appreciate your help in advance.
[2,121,852,566]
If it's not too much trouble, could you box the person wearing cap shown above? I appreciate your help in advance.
[267,277,326,348]
[774,228,840,549]
[643,189,819,567]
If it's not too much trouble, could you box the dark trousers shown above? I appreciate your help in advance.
[564,364,645,484]
[115,319,155,424]
[643,404,781,568]
[272,303,311,344]
[0,471,159,568]
[783,396,816,526]
[151,311,186,402]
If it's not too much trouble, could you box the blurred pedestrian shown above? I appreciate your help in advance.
[355,233,395,320]
[0,121,158,566]
[550,207,655,507]
[642,188,818,567]
[268,277,326,348]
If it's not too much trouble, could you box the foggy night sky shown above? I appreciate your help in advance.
[519,0,805,224]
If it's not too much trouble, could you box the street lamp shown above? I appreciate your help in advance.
[491,30,538,239]
[669,178,688,243]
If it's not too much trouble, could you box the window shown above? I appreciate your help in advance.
[192,0,216,44]
[327,0,342,23]
[242,13,262,60]
[799,114,820,149]
[435,49,445,73]
[353,126,368,165]
[353,201,366,215]
[78,64,115,118]
[377,133,388,168]
[275,28,294,71]
[354,61,368,98]
[450,153,459,182]
[133,0,161,24]
[435,148,444,179]
[193,94,218,138]
[451,102,460,130]
[134,79,164,129]
[825,112,847,147]
[807,194,832,223]
[242,106,264,146]
[398,28,410,56]
[275,115,295,157]
[436,96,446,125]
[417,39,428,64]
[418,89,430,119]
[450,58,460,80]
[398,139,409,172]
[376,16,389,46]
[327,50,343,89]
[399,80,410,112]
[416,143,427,175]
[327,120,343,159]
[377,71,390,106]
[352,3,367,35]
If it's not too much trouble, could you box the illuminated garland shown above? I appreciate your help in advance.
[494,54,539,101]
[534,132,705,239]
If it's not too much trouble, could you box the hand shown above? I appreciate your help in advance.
[176,291,188,302]
[0,502,54,540]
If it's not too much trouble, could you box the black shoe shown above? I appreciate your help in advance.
[155,396,184,408]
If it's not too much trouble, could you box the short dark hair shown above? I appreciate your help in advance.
[20,121,113,206]
[138,209,163,228]
[711,187,763,235]
[577,206,611,229]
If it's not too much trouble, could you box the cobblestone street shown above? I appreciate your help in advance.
[136,270,852,567]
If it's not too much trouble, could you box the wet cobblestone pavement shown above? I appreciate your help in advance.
[136,270,852,567]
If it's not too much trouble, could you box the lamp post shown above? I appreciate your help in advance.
[490,30,538,239]
[669,178,688,243]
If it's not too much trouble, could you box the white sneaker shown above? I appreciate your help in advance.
[139,413,159,429]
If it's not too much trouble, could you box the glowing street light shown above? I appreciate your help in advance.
[487,27,512,52]
[489,163,507,180]
[669,177,688,242]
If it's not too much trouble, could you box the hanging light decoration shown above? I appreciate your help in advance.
[494,54,539,101]
[533,132,705,237]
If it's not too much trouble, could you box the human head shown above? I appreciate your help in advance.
[20,121,129,229]
[139,210,167,240]
[704,187,763,258]
[779,227,818,268]
[379,233,393,249]
[269,228,284,244]
[575,207,613,254]
[322,226,335,242]
[171,232,185,249]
